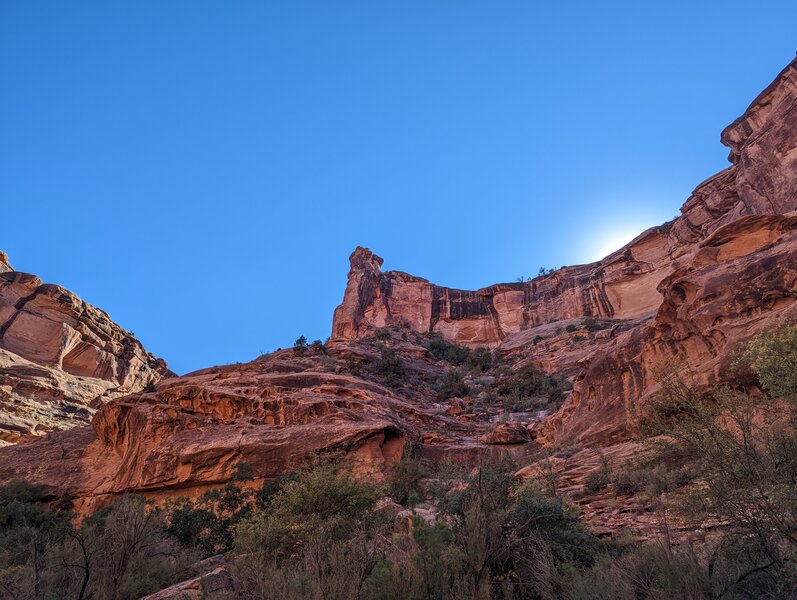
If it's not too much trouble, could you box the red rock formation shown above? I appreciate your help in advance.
[0,57,795,521]
[333,57,797,446]
[0,344,488,513]
[0,256,172,443]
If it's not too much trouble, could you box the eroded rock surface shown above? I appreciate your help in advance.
[0,342,516,513]
[0,259,172,443]
[333,57,797,446]
[0,58,795,535]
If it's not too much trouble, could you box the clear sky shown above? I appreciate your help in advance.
[1,2,795,374]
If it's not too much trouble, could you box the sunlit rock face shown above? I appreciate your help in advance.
[332,232,676,347]
[0,57,794,524]
[0,258,172,444]
[334,57,797,446]
[0,345,491,515]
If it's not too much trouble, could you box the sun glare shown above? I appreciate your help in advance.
[594,230,640,261]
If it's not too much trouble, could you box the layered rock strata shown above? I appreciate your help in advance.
[333,57,797,445]
[0,57,795,518]
[0,258,171,443]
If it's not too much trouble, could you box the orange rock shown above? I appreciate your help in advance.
[332,57,797,448]
[1,57,796,527]
[480,421,530,445]
[0,260,171,444]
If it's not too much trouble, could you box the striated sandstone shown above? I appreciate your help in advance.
[333,57,797,447]
[480,421,531,445]
[0,258,172,443]
[0,58,795,534]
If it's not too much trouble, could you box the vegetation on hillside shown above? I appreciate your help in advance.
[2,326,797,598]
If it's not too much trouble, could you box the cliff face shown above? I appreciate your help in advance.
[0,58,794,520]
[332,236,670,346]
[333,57,797,444]
[0,343,503,515]
[0,259,172,444]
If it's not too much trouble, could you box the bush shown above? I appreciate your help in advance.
[385,458,427,506]
[569,543,713,600]
[293,335,308,355]
[496,364,565,407]
[167,483,253,554]
[426,338,470,366]
[465,347,492,373]
[438,368,469,401]
[370,349,407,388]
[565,324,578,333]
[610,471,648,496]
[640,357,797,596]
[583,317,608,332]
[734,324,797,399]
[583,470,609,494]
[0,485,196,600]
[231,458,386,599]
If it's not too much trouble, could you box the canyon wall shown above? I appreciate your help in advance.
[0,57,794,512]
[0,256,172,443]
[333,57,797,445]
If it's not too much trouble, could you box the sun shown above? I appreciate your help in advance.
[594,230,640,261]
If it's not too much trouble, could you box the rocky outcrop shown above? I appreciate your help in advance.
[0,252,11,273]
[140,555,233,600]
[0,57,795,522]
[333,57,797,446]
[0,331,547,513]
[543,212,797,445]
[0,345,480,513]
[480,421,531,444]
[332,238,671,347]
[0,258,172,443]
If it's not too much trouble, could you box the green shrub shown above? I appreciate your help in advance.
[438,368,469,401]
[0,485,196,600]
[345,355,363,376]
[426,337,471,366]
[565,324,578,333]
[496,364,565,407]
[583,470,609,494]
[385,458,427,506]
[293,335,308,355]
[167,483,253,554]
[734,324,797,399]
[231,461,253,481]
[465,347,492,372]
[370,349,407,388]
[610,471,648,496]
[584,317,608,332]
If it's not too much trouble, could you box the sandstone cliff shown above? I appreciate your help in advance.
[0,340,513,514]
[0,256,172,443]
[332,57,797,446]
[0,58,794,521]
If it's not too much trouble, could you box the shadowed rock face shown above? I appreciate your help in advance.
[333,57,797,445]
[0,261,172,444]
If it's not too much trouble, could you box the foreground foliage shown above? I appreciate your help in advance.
[0,489,197,600]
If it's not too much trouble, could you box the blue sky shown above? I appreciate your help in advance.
[2,2,796,374]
